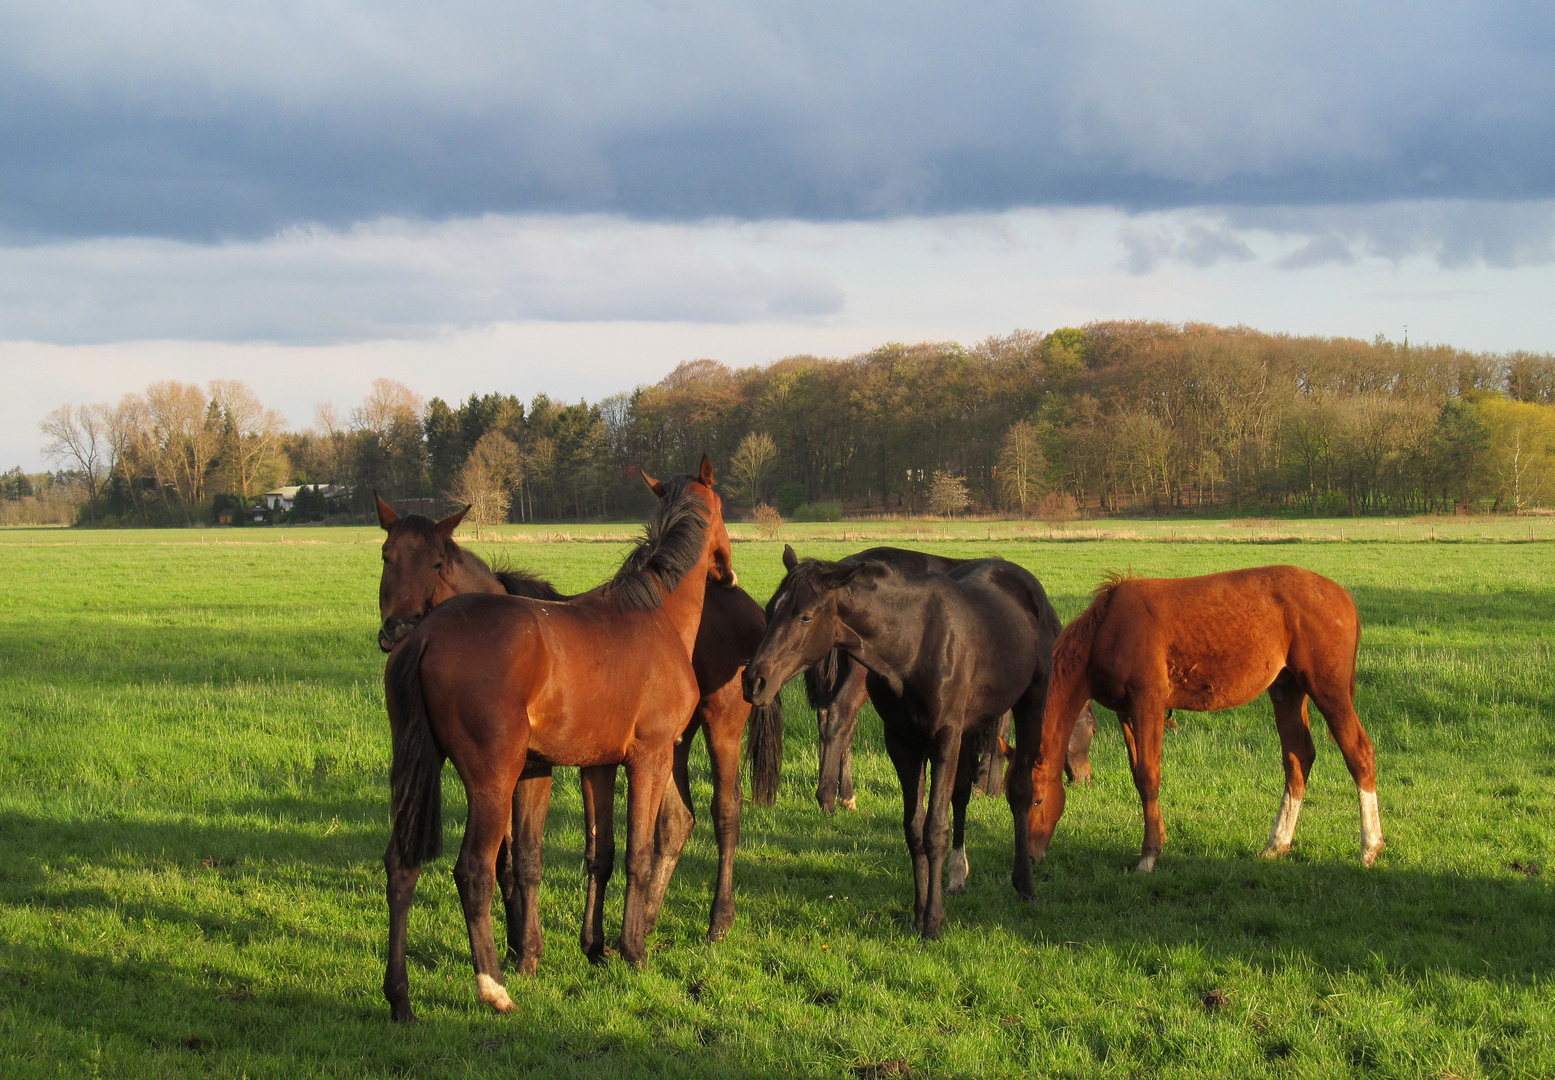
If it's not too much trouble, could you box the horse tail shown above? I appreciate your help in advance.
[803,648,839,710]
[745,696,785,807]
[385,638,444,865]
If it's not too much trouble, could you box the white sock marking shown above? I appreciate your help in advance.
[476,973,515,1013]
[1359,788,1384,864]
[1263,791,1304,856]
[947,847,969,893]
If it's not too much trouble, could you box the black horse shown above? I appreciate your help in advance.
[797,547,1099,815]
[743,545,1063,939]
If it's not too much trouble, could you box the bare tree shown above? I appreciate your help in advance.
[39,404,107,506]
[451,431,521,536]
[997,420,1045,517]
[103,394,151,522]
[210,379,288,500]
[730,432,778,506]
[928,470,970,518]
[144,381,218,523]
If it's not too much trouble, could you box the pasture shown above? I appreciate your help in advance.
[1,525,1552,1078]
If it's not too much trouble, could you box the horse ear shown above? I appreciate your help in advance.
[997,735,1014,761]
[435,504,468,540]
[640,468,668,498]
[782,544,799,572]
[374,490,398,530]
[698,455,716,487]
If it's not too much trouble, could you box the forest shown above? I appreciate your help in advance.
[20,321,1555,527]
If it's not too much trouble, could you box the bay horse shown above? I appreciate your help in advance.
[1012,565,1384,875]
[374,490,779,951]
[743,546,1062,938]
[796,547,1098,814]
[381,460,731,1021]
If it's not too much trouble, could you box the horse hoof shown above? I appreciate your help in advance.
[1259,842,1289,860]
[389,1002,418,1024]
[1135,854,1158,874]
[946,883,966,897]
[1361,841,1385,867]
[839,797,858,812]
[585,946,614,966]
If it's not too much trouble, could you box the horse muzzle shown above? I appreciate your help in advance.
[378,615,422,653]
[741,667,774,706]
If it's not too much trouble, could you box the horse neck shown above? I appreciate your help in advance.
[833,584,914,690]
[445,543,506,597]
[655,556,712,660]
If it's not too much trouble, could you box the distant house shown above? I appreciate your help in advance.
[263,484,352,512]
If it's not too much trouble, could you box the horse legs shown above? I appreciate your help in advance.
[882,722,931,932]
[918,728,963,939]
[1307,680,1385,866]
[578,764,618,964]
[702,688,747,941]
[618,748,676,966]
[504,774,552,974]
[382,841,423,1023]
[642,723,698,937]
[946,732,984,896]
[835,666,869,811]
[453,785,521,1014]
[1118,697,1167,873]
[1261,672,1315,859]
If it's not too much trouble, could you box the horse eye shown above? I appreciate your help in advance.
[799,613,813,624]
[433,561,444,570]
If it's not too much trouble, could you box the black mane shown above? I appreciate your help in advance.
[607,474,710,612]
[494,567,566,602]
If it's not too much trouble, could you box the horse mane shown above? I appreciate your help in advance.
[803,648,841,709]
[1053,580,1121,684]
[492,564,566,602]
[607,474,711,612]
[1094,567,1136,597]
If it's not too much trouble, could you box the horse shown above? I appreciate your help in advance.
[1011,565,1384,875]
[743,545,1062,938]
[374,489,780,950]
[795,547,1099,814]
[381,459,732,1021]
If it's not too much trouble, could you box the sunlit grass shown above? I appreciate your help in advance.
[0,528,1551,1077]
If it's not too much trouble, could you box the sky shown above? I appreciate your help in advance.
[4,1,1555,470]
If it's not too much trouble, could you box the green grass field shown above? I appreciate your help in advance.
[1,524,1552,1078]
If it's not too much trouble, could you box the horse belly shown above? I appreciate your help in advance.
[1167,649,1284,711]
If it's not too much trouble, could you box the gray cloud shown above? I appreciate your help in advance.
[0,216,844,343]
[2,2,1553,240]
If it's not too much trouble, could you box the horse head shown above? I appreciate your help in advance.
[742,545,862,710]
[641,455,737,591]
[376,491,469,652]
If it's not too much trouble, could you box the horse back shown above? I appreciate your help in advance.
[1091,565,1358,710]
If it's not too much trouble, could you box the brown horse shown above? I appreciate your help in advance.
[374,491,778,950]
[381,459,732,1021]
[1012,565,1383,874]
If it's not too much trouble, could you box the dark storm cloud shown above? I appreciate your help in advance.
[2,1,1553,241]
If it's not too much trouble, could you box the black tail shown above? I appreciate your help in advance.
[385,638,444,865]
[745,697,785,807]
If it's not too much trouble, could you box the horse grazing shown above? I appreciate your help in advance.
[374,490,779,949]
[381,459,732,1022]
[1014,565,1384,875]
[744,546,1063,938]
[797,547,1099,814]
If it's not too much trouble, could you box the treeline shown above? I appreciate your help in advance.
[31,322,1555,526]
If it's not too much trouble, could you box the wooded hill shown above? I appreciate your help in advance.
[35,322,1555,525]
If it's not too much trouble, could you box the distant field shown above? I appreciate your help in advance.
[0,524,1551,1078]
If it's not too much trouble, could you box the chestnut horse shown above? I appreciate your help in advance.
[744,546,1063,937]
[1014,565,1383,875]
[381,461,731,1021]
[375,491,779,950]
